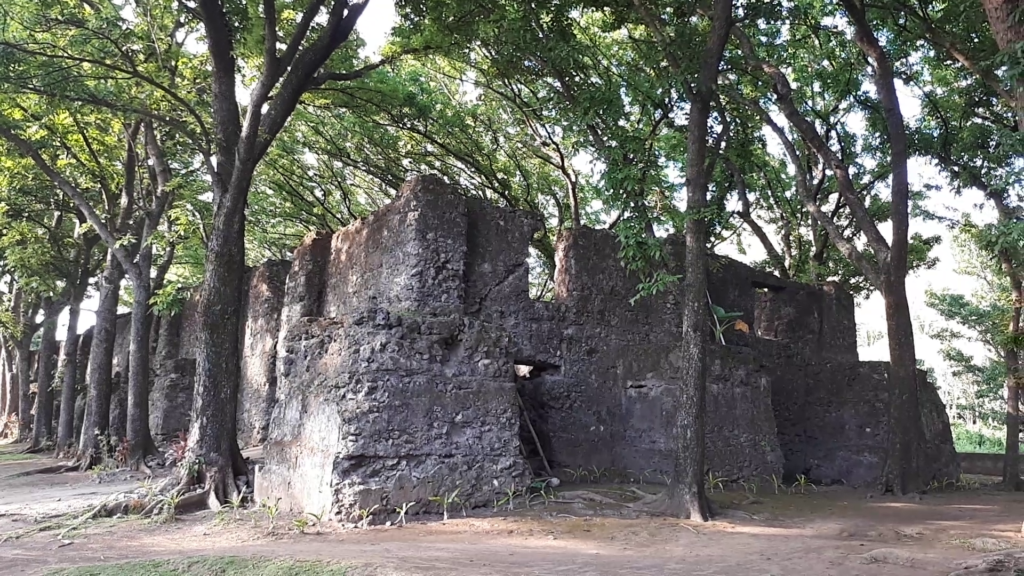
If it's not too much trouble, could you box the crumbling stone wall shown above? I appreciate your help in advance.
[258,177,530,520]
[136,174,956,518]
[762,341,958,485]
[237,260,289,447]
[262,310,529,519]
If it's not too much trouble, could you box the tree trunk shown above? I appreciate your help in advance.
[980,0,1024,131]
[78,254,124,467]
[0,337,7,422]
[56,298,85,453]
[2,338,14,420]
[31,304,61,448]
[1003,269,1022,489]
[15,329,33,442]
[665,0,733,521]
[186,178,250,499]
[126,276,158,466]
[881,276,923,494]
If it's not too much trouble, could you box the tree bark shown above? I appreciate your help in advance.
[78,253,123,468]
[187,178,250,497]
[15,327,34,442]
[31,301,62,448]
[1002,260,1022,489]
[126,275,158,466]
[836,0,924,494]
[2,336,13,421]
[56,298,86,453]
[980,0,1024,132]
[0,336,8,422]
[633,0,733,520]
[881,276,923,494]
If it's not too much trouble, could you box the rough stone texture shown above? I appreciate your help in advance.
[765,341,959,486]
[237,260,290,448]
[519,345,784,481]
[250,175,958,520]
[129,175,957,520]
[463,198,543,319]
[259,309,529,520]
[148,295,200,440]
[321,177,468,319]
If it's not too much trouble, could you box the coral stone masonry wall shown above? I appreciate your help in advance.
[138,175,958,522]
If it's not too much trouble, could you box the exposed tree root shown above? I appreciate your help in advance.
[1,463,79,479]
[629,491,714,521]
[556,490,621,505]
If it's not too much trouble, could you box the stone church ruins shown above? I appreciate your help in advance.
[129,175,957,520]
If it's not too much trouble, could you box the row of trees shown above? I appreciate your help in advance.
[0,0,1020,516]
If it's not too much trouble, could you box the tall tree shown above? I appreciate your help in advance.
[631,0,734,519]
[884,0,1023,487]
[732,0,930,493]
[182,0,392,501]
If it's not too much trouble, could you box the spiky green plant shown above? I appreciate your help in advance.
[357,505,380,529]
[394,502,415,526]
[429,489,462,521]
[791,474,817,494]
[706,471,725,493]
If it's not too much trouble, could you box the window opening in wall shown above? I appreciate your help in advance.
[528,247,555,302]
[514,360,560,477]
[752,281,784,340]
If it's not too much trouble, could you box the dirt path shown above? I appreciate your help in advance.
[1,452,1022,576]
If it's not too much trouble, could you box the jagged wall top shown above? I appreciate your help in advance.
[277,174,858,361]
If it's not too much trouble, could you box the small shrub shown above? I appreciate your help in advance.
[306,510,326,533]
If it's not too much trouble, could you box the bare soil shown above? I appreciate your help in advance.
[2,444,1023,576]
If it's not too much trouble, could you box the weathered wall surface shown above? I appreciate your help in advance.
[259,177,532,519]
[135,174,956,517]
[322,179,468,319]
[519,345,785,481]
[766,343,959,486]
[260,310,529,519]
[107,314,131,441]
[237,260,290,447]
[958,453,1022,477]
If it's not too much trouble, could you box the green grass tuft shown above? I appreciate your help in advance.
[46,556,349,576]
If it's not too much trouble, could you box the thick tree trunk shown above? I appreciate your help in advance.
[186,179,250,499]
[881,277,923,494]
[56,300,84,453]
[15,330,33,441]
[126,278,158,466]
[31,305,61,448]
[72,328,92,442]
[1003,271,1022,489]
[78,254,124,468]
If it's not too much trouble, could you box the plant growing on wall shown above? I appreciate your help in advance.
[708,293,749,345]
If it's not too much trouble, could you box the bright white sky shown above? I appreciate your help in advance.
[60,2,988,391]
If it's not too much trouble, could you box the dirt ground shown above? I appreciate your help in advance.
[2,444,1023,576]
